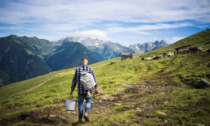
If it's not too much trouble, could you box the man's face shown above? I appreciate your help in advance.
[81,60,88,65]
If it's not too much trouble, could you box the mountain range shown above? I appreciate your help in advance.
[0,35,168,86]
[54,37,133,60]
[129,40,168,53]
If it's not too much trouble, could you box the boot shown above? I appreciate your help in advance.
[79,118,83,123]
[84,111,90,122]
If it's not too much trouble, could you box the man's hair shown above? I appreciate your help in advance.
[81,58,88,61]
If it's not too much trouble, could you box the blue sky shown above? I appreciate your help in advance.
[0,0,210,46]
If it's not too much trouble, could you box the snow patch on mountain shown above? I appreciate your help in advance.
[129,40,168,53]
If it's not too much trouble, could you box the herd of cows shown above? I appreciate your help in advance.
[176,47,203,54]
[142,46,209,61]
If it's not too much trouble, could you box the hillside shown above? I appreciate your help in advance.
[17,36,55,58]
[0,35,52,86]
[0,29,210,125]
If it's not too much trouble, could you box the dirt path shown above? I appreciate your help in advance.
[158,55,177,73]
[25,78,53,92]
[25,70,75,93]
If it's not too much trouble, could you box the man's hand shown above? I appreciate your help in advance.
[86,92,91,98]
[70,91,73,95]
[95,88,99,94]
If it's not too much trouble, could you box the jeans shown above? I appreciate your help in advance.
[78,93,92,119]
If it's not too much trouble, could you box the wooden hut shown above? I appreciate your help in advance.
[121,52,134,61]
[175,45,191,54]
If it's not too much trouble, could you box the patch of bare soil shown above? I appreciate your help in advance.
[90,86,171,125]
[0,95,115,125]
[0,106,68,126]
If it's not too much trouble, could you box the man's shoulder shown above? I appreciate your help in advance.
[74,66,80,71]
[76,66,91,70]
[89,67,93,71]
[76,65,93,71]
[88,66,93,71]
[77,66,82,69]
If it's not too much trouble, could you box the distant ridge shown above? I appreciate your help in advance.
[129,40,168,54]
[54,37,133,60]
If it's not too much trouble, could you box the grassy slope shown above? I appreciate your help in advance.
[0,30,210,125]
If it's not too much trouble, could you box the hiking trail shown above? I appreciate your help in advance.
[26,78,53,92]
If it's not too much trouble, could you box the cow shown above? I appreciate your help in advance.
[186,49,190,54]
[207,49,210,53]
[167,52,174,57]
[163,52,167,58]
[110,61,117,64]
[182,49,189,54]
[179,50,184,54]
[145,57,153,61]
[198,47,202,53]
[189,47,198,53]
[153,56,160,60]
[188,47,202,53]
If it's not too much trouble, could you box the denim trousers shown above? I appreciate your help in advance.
[78,93,92,119]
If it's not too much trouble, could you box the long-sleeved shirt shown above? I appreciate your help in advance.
[71,65,97,94]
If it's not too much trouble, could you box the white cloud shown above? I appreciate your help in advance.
[107,22,192,33]
[0,0,210,42]
[170,37,185,44]
[0,0,210,25]
[73,30,110,40]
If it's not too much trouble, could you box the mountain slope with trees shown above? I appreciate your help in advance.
[0,35,52,86]
[46,42,100,71]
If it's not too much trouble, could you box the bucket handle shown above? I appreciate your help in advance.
[67,93,74,99]
[70,96,74,99]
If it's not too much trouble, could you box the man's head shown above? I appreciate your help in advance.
[81,58,88,65]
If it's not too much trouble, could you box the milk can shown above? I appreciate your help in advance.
[65,96,76,111]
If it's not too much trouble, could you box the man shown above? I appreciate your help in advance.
[70,58,98,123]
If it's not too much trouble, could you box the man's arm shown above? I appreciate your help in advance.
[90,68,100,94]
[91,68,98,89]
[71,69,77,94]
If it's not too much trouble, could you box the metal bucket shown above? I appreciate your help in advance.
[65,97,76,111]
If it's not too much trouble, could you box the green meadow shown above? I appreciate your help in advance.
[0,29,210,125]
